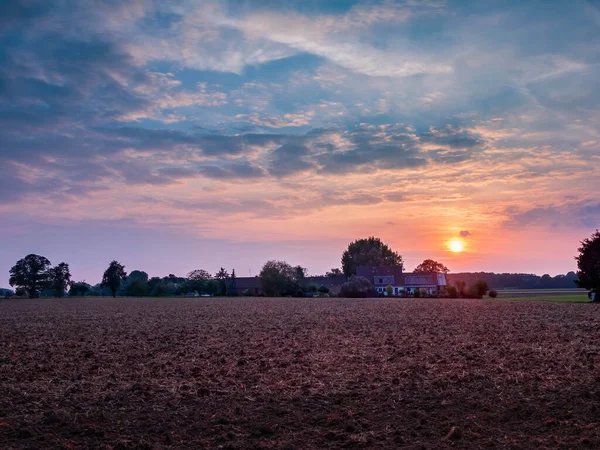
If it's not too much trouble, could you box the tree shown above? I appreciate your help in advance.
[48,262,72,297]
[340,275,373,298]
[227,269,238,296]
[69,281,91,297]
[215,268,229,279]
[341,237,403,277]
[326,268,343,277]
[102,261,127,298]
[187,269,212,281]
[468,280,489,298]
[318,285,330,294]
[121,270,150,296]
[259,260,306,296]
[385,285,393,296]
[414,259,449,274]
[9,254,52,298]
[575,230,600,294]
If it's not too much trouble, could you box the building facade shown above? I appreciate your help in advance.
[356,265,447,296]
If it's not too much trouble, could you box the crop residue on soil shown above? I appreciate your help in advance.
[1,297,599,449]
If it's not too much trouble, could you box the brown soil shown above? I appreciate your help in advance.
[0,297,599,449]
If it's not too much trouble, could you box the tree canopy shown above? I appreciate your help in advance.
[414,259,449,274]
[259,260,306,296]
[9,254,52,298]
[341,237,403,277]
[102,261,127,298]
[48,262,72,297]
[187,269,212,281]
[575,229,600,292]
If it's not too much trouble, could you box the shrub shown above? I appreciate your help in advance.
[446,286,459,298]
[385,285,393,296]
[341,276,373,298]
[470,280,489,298]
[413,288,420,298]
[488,290,498,298]
[317,285,330,294]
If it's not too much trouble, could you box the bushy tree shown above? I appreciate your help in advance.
[188,269,212,281]
[259,260,306,296]
[69,281,91,297]
[341,237,403,277]
[318,285,330,294]
[575,230,600,293]
[414,259,449,274]
[446,286,459,298]
[488,290,498,298]
[121,270,150,296]
[9,254,52,298]
[468,280,489,298]
[102,261,127,298]
[340,275,373,298]
[48,262,72,297]
[385,285,393,296]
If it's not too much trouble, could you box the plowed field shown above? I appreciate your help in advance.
[1,297,599,449]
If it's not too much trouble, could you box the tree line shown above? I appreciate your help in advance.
[4,231,599,299]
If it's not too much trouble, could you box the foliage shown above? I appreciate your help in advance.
[215,268,229,279]
[102,261,128,298]
[414,288,421,298]
[0,288,15,298]
[341,237,403,277]
[69,281,91,297]
[318,285,330,294]
[325,268,343,276]
[340,275,373,298]
[414,259,449,274]
[447,271,578,289]
[187,269,212,281]
[259,260,306,296]
[446,286,459,298]
[575,229,600,292]
[226,269,238,296]
[9,254,52,298]
[121,270,150,296]
[385,285,393,296]
[45,262,72,297]
[469,280,489,298]
[488,289,498,298]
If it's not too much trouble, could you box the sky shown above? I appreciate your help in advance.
[1,0,599,286]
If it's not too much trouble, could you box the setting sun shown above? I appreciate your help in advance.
[448,239,464,253]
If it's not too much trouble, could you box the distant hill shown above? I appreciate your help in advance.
[446,272,578,290]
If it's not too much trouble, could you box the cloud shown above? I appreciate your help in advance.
[460,230,471,238]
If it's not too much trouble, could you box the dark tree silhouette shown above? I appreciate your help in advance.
[187,269,212,281]
[227,269,238,296]
[414,259,449,274]
[48,262,72,297]
[215,268,229,279]
[341,237,403,277]
[575,229,600,293]
[9,254,52,298]
[102,261,127,298]
[259,260,306,296]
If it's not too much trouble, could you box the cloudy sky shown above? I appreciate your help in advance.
[1,0,599,285]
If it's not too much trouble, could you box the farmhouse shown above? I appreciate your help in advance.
[356,265,447,296]
[229,268,445,297]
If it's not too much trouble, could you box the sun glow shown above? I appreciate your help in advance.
[448,239,464,253]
